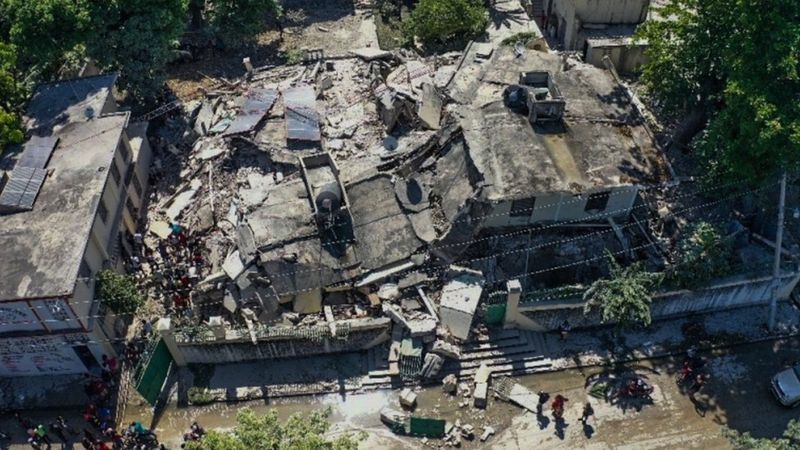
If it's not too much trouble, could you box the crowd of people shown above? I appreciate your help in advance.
[126,224,205,318]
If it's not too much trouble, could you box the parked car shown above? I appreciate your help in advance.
[771,364,800,407]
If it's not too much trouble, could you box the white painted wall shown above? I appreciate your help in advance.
[0,333,102,376]
[480,186,639,229]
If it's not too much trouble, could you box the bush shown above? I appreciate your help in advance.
[584,252,663,329]
[671,222,732,288]
[404,0,487,46]
[187,386,214,405]
[96,269,144,315]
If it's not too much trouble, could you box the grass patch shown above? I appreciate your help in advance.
[284,48,306,65]
[187,387,214,405]
[376,16,408,50]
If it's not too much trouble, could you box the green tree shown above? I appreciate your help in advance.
[0,42,24,154]
[584,253,663,329]
[404,0,487,46]
[671,221,732,288]
[0,0,91,75]
[637,0,800,183]
[725,419,800,450]
[184,407,363,450]
[87,0,188,101]
[96,270,144,315]
[207,0,282,47]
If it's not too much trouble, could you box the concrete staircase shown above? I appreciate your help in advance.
[361,329,553,389]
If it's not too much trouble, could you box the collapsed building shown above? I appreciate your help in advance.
[140,38,668,371]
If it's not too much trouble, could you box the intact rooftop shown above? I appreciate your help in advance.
[0,74,127,300]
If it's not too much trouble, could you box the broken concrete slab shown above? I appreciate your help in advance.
[222,250,245,280]
[474,363,491,385]
[431,340,462,359]
[165,179,202,221]
[350,47,392,61]
[399,388,417,409]
[473,382,488,408]
[196,144,225,160]
[473,43,494,61]
[194,100,217,136]
[150,220,172,239]
[417,83,442,130]
[196,204,215,232]
[421,352,444,378]
[480,426,495,442]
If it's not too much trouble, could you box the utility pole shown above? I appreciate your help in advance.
[768,171,787,331]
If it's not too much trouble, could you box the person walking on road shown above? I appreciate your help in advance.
[552,394,568,418]
[579,402,594,424]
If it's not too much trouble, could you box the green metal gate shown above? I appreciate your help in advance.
[484,303,507,325]
[133,338,173,405]
[408,417,446,438]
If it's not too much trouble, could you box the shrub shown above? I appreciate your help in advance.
[96,269,144,315]
[671,222,732,288]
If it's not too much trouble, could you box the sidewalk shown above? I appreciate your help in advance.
[543,301,800,371]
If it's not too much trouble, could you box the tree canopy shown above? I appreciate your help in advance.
[671,221,732,288]
[637,0,800,183]
[0,41,24,153]
[584,253,663,329]
[184,407,362,450]
[405,0,487,46]
[207,0,282,47]
[96,270,145,315]
[725,419,800,450]
[86,0,188,101]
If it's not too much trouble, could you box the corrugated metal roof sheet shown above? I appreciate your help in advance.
[223,88,278,136]
[0,166,47,212]
[284,85,321,142]
[18,135,58,169]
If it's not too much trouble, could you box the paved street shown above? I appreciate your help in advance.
[1,338,798,449]
[489,338,800,449]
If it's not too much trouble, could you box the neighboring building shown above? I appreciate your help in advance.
[0,74,152,377]
[536,0,650,72]
[433,44,667,259]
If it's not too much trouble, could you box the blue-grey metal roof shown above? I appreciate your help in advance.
[284,85,321,142]
[17,135,58,169]
[223,88,278,136]
[0,166,47,212]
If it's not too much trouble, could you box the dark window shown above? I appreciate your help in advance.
[585,191,610,213]
[118,142,129,162]
[510,197,536,217]
[110,162,121,185]
[123,163,134,187]
[98,199,109,223]
[126,197,137,218]
[132,172,143,197]
[79,260,92,280]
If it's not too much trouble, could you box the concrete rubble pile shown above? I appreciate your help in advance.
[139,47,473,343]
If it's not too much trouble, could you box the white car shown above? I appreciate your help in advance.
[771,364,800,407]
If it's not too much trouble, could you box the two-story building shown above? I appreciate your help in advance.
[0,74,152,376]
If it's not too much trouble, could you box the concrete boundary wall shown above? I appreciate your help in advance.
[505,272,800,331]
[160,317,391,365]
